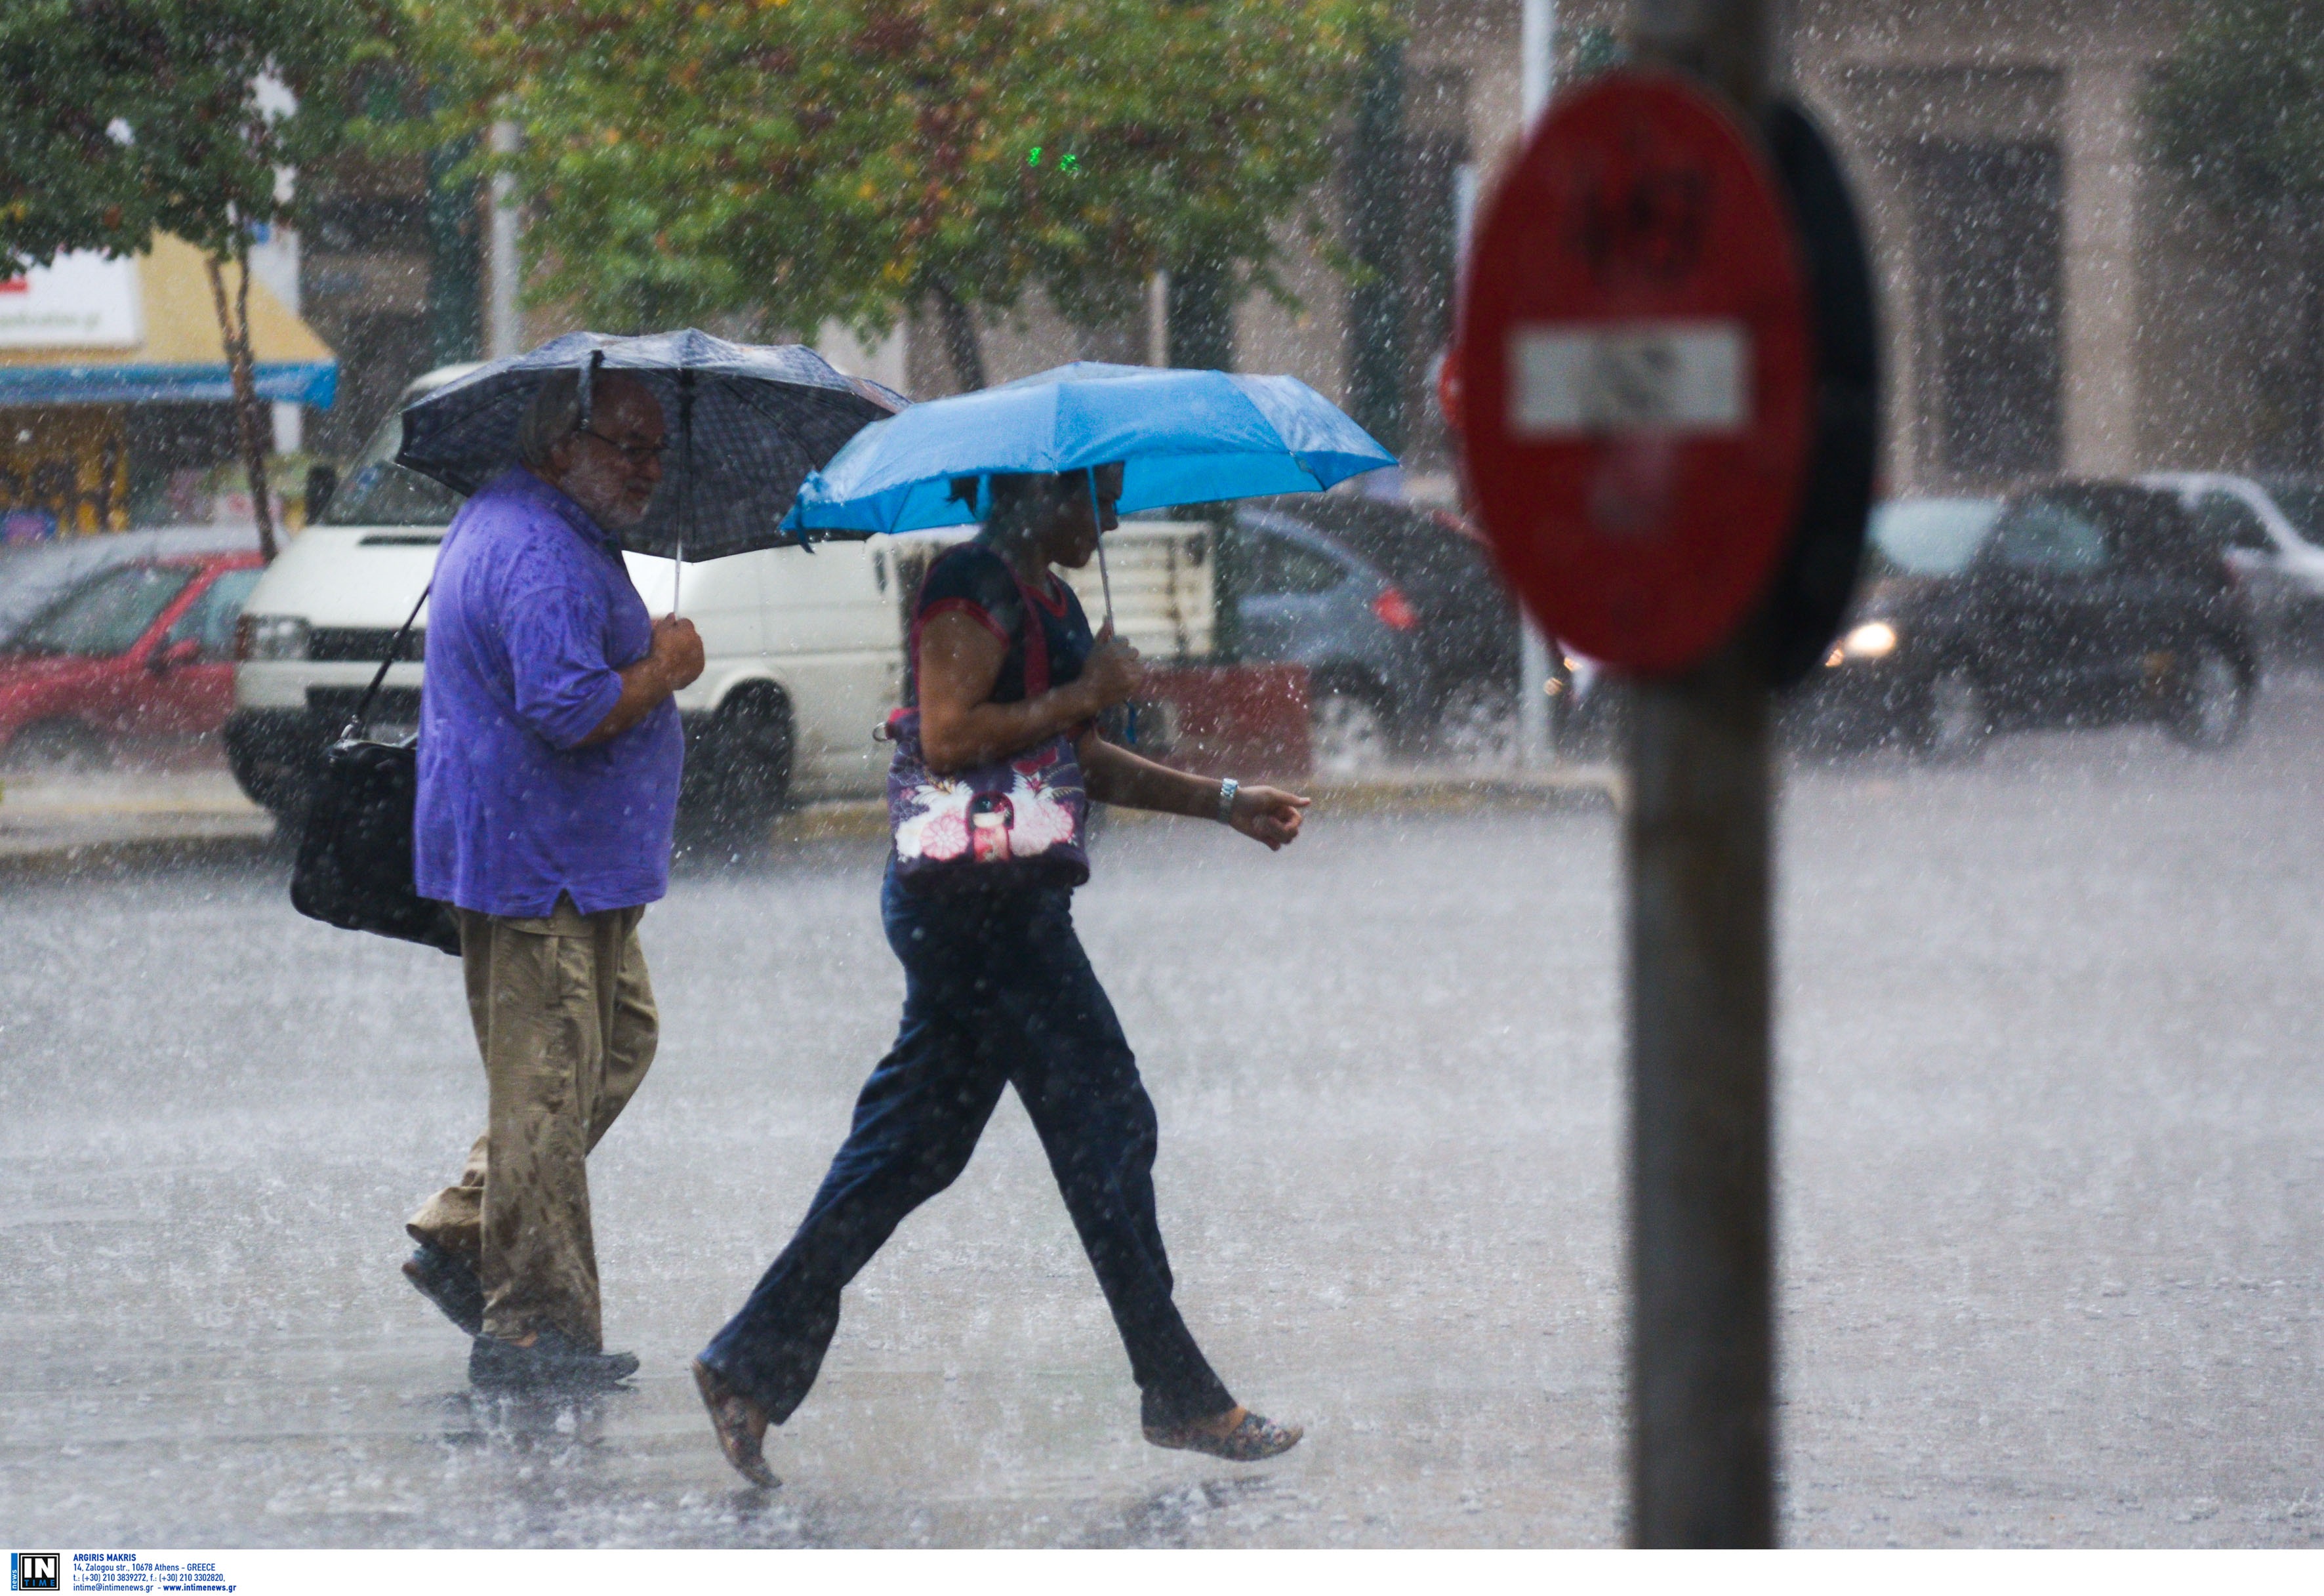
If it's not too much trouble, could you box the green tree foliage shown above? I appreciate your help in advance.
[0,0,406,556]
[2151,0,2324,208]
[2151,0,2324,462]
[409,0,1395,387]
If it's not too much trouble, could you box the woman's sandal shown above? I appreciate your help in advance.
[691,1358,779,1488]
[1144,1408,1304,1462]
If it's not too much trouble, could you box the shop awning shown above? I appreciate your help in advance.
[0,234,337,408]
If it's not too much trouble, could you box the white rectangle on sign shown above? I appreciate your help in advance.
[1510,321,1749,436]
[0,251,142,348]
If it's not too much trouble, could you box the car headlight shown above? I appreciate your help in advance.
[1839,620,1899,661]
[235,615,310,661]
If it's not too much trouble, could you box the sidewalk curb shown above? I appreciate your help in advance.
[0,766,1623,876]
[0,830,285,879]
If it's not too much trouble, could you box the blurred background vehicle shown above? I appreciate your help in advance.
[0,551,266,771]
[1787,496,2001,752]
[1217,495,1519,771]
[2140,472,2324,661]
[0,525,265,649]
[1802,481,2256,759]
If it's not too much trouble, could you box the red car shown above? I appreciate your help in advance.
[0,552,266,769]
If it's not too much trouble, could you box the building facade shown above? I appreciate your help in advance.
[1398,0,2286,497]
[293,3,2286,512]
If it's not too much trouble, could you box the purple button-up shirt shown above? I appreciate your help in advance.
[415,468,682,917]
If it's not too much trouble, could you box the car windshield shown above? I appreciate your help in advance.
[167,568,264,660]
[1254,497,1485,594]
[1234,523,1353,596]
[2256,479,2324,545]
[1867,499,2001,575]
[319,409,468,527]
[7,563,195,658]
[1986,497,2112,573]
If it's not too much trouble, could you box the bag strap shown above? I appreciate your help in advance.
[341,583,430,741]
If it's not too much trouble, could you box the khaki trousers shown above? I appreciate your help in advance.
[407,895,657,1348]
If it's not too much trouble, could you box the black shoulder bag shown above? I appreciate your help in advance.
[289,586,462,955]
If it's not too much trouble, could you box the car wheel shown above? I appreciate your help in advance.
[680,691,792,848]
[2164,641,2253,750]
[1433,678,1517,768]
[1913,666,1986,763]
[2,719,110,775]
[1309,685,1392,777]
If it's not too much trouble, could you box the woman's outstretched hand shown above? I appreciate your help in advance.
[1229,785,1311,849]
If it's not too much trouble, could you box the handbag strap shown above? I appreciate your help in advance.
[340,583,430,741]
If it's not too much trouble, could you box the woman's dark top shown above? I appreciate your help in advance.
[908,537,1095,706]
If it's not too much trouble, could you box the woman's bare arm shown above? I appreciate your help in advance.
[1078,731,1310,849]
[916,611,1141,773]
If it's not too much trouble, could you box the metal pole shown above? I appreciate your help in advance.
[1623,0,1777,1549]
[1520,0,1558,119]
[486,122,523,361]
[1515,0,1559,767]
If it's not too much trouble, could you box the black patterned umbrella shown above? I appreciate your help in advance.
[394,328,908,563]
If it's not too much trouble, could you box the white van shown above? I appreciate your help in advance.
[225,367,1214,829]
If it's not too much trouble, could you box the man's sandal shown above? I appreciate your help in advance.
[1145,1408,1303,1462]
[691,1358,779,1488]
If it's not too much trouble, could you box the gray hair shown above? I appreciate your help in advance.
[517,369,587,471]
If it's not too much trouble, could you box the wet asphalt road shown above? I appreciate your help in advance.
[4,679,2323,1548]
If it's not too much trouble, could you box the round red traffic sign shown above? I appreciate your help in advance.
[1456,70,1814,674]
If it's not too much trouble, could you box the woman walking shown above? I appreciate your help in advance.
[692,464,1311,1486]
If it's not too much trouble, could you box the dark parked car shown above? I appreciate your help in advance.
[1790,496,1998,750]
[1220,496,1518,770]
[1801,483,2257,757]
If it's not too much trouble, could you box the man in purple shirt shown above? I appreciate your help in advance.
[401,367,704,1393]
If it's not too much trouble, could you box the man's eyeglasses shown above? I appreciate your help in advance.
[578,428,670,466]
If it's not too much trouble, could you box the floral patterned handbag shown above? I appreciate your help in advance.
[884,563,1091,892]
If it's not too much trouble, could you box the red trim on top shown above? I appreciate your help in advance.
[908,598,1009,705]
[905,542,1058,701]
[919,596,1010,645]
[1028,575,1069,617]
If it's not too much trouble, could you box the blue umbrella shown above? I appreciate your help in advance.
[396,329,907,600]
[783,362,1395,615]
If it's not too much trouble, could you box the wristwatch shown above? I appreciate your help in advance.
[1215,776,1239,825]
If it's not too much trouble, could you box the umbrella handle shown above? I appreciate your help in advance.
[1088,466,1131,746]
[672,367,694,618]
[1086,467,1114,632]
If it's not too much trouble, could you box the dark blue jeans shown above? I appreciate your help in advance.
[700,865,1235,1430]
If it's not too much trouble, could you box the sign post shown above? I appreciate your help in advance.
[1621,0,1777,1545]
[1456,0,1791,1547]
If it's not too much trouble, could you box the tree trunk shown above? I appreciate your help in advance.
[932,280,986,392]
[1166,260,1234,371]
[205,244,278,562]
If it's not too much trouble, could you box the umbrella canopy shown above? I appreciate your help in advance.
[783,361,1396,538]
[395,329,907,561]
